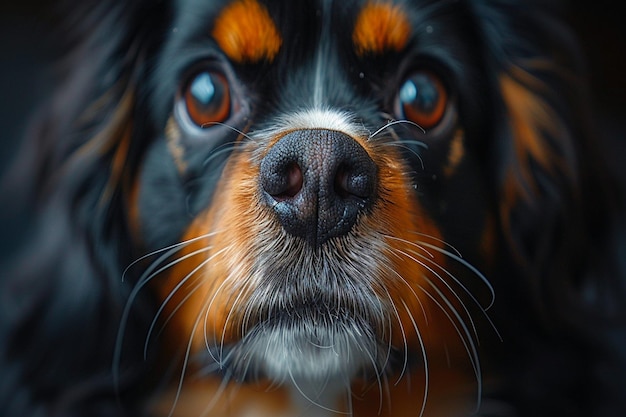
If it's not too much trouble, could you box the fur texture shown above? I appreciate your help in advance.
[1,0,625,416]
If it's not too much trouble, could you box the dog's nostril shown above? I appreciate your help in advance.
[269,162,303,202]
[335,165,375,200]
[260,158,303,201]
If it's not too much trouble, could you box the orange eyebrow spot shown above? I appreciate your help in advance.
[212,0,282,63]
[353,1,411,56]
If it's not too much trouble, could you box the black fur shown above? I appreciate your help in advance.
[2,0,625,416]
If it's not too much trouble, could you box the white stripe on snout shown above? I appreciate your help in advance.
[255,108,369,141]
[313,0,334,108]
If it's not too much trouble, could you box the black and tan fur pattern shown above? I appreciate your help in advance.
[1,1,625,416]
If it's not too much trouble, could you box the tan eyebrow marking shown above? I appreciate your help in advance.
[353,1,411,56]
[212,0,282,63]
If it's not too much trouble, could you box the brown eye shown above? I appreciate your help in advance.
[184,70,231,127]
[397,71,447,129]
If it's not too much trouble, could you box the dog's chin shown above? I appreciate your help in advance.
[217,314,387,387]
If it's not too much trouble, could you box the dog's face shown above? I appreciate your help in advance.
[6,0,609,416]
[139,0,493,252]
[128,0,501,414]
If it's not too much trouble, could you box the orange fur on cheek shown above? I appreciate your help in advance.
[153,148,264,354]
[349,144,479,415]
[365,148,469,358]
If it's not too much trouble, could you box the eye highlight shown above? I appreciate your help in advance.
[397,71,447,129]
[183,70,231,127]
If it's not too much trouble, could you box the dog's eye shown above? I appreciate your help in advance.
[183,70,231,127]
[397,71,447,129]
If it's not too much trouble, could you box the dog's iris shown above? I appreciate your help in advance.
[184,70,231,127]
[398,71,447,129]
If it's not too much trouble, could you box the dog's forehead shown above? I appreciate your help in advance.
[154,0,476,124]
[174,0,414,61]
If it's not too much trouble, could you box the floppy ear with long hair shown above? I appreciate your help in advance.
[473,1,626,413]
[475,0,623,319]
[0,1,169,415]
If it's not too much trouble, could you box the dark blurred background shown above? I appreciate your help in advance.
[1,0,625,215]
[566,0,626,177]
[1,4,53,161]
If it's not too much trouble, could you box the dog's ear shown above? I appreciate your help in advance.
[8,1,168,206]
[0,3,170,413]
[476,2,624,318]
[4,0,172,268]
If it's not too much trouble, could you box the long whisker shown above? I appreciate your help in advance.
[382,286,410,386]
[407,231,463,258]
[416,283,483,413]
[393,245,486,380]
[121,233,213,282]
[399,298,429,417]
[384,243,482,392]
[145,248,229,359]
[376,289,399,379]
[389,235,501,343]
[379,141,427,170]
[138,246,216,352]
[139,242,234,370]
[114,234,215,391]
[202,141,239,168]
[369,119,426,140]
[201,267,246,365]
[199,121,254,141]
[380,258,429,325]
[388,242,480,341]
[416,240,495,309]
[411,246,501,342]
[218,279,250,365]
[349,319,385,415]
[167,284,227,417]
[386,234,495,311]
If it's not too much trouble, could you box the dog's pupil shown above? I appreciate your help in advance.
[400,73,438,114]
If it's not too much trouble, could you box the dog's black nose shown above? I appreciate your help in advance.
[260,129,377,246]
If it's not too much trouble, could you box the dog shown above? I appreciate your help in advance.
[2,0,626,416]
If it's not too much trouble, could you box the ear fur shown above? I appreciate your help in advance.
[0,1,169,415]
[470,3,626,413]
[474,1,624,317]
